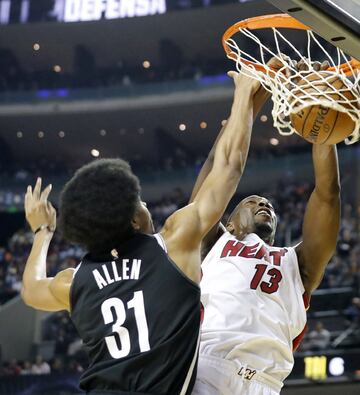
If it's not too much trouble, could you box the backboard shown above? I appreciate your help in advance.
[266,0,360,58]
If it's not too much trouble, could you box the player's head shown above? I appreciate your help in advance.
[226,195,277,245]
[59,158,154,253]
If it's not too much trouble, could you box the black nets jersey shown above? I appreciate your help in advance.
[70,233,201,395]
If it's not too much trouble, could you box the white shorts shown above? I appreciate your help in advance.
[192,355,283,395]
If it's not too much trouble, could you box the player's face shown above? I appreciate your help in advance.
[229,195,277,245]
[133,201,155,235]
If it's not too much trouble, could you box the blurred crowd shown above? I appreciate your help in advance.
[0,43,229,93]
[1,177,359,303]
[0,177,359,375]
[0,354,83,377]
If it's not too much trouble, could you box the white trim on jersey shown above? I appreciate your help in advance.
[72,262,82,279]
[154,233,168,253]
[180,329,201,395]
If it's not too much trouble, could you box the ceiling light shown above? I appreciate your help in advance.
[91,149,100,157]
[179,124,186,131]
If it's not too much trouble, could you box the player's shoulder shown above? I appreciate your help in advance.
[55,268,76,282]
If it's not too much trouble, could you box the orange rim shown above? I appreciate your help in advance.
[223,13,360,76]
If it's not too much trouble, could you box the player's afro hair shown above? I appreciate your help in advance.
[59,158,140,253]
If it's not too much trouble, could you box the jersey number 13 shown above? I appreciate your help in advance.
[250,264,283,294]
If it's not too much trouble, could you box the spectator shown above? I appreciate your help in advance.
[345,297,360,327]
[20,361,33,375]
[3,358,22,376]
[31,355,51,375]
[51,357,64,374]
[308,322,331,350]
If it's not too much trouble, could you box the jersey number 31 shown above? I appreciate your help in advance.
[101,291,150,359]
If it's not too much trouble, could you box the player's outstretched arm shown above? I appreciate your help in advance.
[161,73,260,283]
[188,56,292,206]
[296,144,340,294]
[189,76,270,205]
[21,178,74,312]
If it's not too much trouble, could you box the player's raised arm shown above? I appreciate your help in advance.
[21,178,74,312]
[188,56,291,206]
[161,73,261,282]
[296,144,341,294]
[189,76,271,205]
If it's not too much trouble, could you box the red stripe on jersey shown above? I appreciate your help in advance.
[303,292,310,310]
[292,292,310,352]
[200,302,204,324]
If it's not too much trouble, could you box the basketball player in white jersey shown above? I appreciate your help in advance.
[190,78,340,393]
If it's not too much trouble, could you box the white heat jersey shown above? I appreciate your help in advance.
[200,232,307,383]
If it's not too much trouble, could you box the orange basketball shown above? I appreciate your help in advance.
[289,72,357,144]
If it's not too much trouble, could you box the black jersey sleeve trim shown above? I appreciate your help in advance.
[153,233,167,252]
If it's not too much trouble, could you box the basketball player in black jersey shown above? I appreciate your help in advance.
[21,72,270,395]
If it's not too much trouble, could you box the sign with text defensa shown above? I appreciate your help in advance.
[62,0,166,21]
[0,0,251,24]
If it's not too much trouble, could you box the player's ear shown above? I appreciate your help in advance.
[226,222,235,234]
[131,217,140,231]
[131,208,141,231]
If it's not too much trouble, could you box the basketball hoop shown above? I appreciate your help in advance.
[223,14,360,144]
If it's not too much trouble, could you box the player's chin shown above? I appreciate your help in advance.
[255,217,273,229]
[254,220,274,236]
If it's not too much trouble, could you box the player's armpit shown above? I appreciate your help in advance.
[161,166,241,283]
[200,223,226,261]
[21,268,74,312]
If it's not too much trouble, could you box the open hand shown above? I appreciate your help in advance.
[25,177,56,233]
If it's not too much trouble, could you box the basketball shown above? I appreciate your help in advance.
[289,72,357,144]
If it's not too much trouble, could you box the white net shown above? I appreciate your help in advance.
[226,27,360,144]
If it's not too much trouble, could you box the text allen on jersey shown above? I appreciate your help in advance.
[92,259,142,289]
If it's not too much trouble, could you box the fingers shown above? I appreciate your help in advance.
[295,58,329,72]
[33,177,42,200]
[267,54,289,70]
[40,184,52,203]
[296,59,311,71]
[28,178,52,203]
[321,60,330,70]
[47,202,57,232]
[312,61,322,72]
[25,185,32,203]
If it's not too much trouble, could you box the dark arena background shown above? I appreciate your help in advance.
[0,0,359,394]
